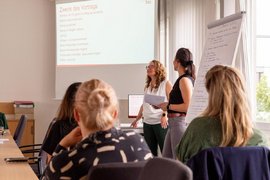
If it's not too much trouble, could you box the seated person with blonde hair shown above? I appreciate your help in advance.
[42,79,152,179]
[176,65,269,163]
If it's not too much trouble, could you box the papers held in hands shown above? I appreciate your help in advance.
[144,94,165,106]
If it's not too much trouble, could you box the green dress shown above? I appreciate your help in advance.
[176,116,269,163]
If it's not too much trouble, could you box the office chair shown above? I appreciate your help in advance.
[186,146,270,180]
[13,114,27,146]
[87,161,147,180]
[138,157,193,180]
[20,118,57,178]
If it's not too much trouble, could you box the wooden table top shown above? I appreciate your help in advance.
[0,130,38,180]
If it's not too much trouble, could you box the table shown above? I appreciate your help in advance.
[0,130,38,180]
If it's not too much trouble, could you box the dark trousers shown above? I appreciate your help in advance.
[143,122,167,156]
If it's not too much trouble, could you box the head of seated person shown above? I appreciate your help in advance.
[42,79,152,180]
[176,65,269,163]
[42,82,82,163]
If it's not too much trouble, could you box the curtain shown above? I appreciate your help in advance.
[163,0,255,119]
[165,0,219,83]
[235,0,256,120]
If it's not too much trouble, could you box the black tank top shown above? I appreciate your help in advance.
[168,74,194,114]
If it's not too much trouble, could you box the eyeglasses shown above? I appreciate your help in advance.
[146,65,155,69]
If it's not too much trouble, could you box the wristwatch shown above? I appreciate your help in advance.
[162,112,166,117]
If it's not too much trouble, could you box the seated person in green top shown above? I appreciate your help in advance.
[176,65,269,163]
[0,112,8,129]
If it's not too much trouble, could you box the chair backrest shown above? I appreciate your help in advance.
[13,115,27,146]
[87,161,147,180]
[186,146,270,180]
[39,118,57,175]
[138,157,193,180]
[19,118,57,178]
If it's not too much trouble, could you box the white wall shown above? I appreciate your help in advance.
[0,0,136,144]
[0,0,59,143]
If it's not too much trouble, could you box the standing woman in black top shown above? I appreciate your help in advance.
[158,48,196,159]
[42,82,82,163]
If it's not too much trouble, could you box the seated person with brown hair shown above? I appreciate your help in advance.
[42,82,81,163]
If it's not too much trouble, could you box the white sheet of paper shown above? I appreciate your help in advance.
[144,94,165,106]
[0,139,9,144]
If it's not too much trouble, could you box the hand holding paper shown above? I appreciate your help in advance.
[144,94,165,106]
[156,102,169,111]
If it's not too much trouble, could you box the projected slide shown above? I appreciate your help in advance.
[56,0,155,66]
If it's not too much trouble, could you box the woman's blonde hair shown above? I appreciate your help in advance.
[202,65,253,147]
[145,60,166,89]
[75,79,119,131]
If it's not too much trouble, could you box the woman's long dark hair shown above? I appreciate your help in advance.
[56,82,82,121]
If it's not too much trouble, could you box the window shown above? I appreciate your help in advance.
[256,0,270,122]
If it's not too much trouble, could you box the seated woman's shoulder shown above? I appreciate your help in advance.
[117,129,148,145]
[188,116,217,126]
[117,129,142,139]
[191,116,216,122]
[248,128,270,147]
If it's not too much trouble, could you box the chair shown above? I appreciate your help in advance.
[87,161,147,180]
[186,146,270,180]
[13,115,27,146]
[138,157,193,180]
[20,118,57,178]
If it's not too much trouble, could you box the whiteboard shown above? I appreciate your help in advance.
[186,12,244,122]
